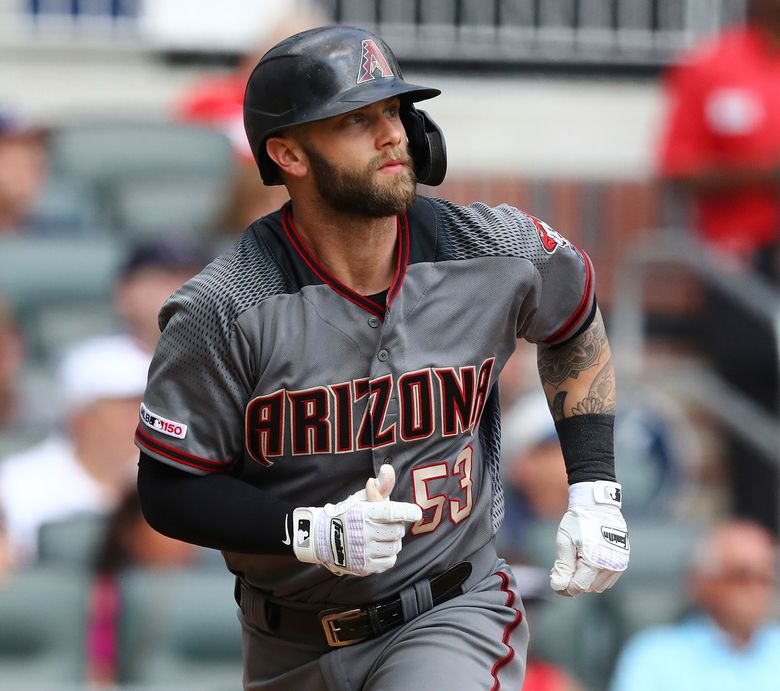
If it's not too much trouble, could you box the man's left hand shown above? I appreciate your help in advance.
[550,481,630,597]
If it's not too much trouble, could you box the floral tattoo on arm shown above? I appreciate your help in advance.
[538,312,617,421]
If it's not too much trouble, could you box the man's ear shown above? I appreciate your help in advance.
[265,137,308,180]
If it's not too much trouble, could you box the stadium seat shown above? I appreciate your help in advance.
[527,591,620,691]
[517,518,560,568]
[0,566,90,684]
[37,512,108,571]
[110,172,230,237]
[47,122,234,236]
[0,234,124,362]
[116,567,242,684]
[0,235,124,309]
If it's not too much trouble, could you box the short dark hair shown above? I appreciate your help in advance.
[118,239,211,281]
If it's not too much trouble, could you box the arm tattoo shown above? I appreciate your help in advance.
[538,316,616,420]
[551,391,567,420]
[537,317,606,388]
[569,359,617,415]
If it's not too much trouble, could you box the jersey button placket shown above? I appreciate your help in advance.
[368,315,381,328]
[377,349,389,362]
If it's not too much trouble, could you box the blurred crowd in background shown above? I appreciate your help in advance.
[0,0,779,689]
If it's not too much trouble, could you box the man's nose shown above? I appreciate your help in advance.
[376,115,404,149]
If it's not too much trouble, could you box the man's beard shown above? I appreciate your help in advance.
[303,144,417,218]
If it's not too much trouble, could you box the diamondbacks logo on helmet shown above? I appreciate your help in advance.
[357,39,394,84]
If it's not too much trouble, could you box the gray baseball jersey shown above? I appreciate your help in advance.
[135,195,594,606]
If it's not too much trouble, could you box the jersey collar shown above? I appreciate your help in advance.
[280,203,410,321]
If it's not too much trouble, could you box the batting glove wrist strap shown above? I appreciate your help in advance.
[568,480,623,508]
[550,481,630,597]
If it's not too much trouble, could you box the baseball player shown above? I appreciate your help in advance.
[136,25,630,690]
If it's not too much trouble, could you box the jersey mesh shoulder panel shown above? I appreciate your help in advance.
[429,198,551,276]
[156,226,293,404]
[426,196,595,346]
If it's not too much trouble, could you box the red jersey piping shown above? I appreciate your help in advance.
[280,204,409,321]
[546,245,594,344]
[135,426,231,473]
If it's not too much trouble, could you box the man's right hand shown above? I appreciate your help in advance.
[292,465,422,576]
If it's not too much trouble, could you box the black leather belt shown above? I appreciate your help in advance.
[237,561,472,648]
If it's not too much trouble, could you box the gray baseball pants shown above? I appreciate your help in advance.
[240,543,528,690]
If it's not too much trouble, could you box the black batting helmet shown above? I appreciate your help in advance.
[243,25,447,186]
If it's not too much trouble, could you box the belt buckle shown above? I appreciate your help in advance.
[320,607,365,648]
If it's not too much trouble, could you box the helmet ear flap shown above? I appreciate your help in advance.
[258,143,283,186]
[401,106,447,186]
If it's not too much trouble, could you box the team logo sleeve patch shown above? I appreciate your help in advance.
[528,215,575,255]
[140,402,188,439]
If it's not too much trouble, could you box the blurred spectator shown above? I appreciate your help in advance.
[176,3,326,232]
[86,487,198,685]
[0,112,48,234]
[0,110,89,235]
[0,335,149,563]
[0,296,50,458]
[177,3,326,160]
[497,391,568,559]
[0,298,25,432]
[610,519,780,691]
[657,0,780,533]
[114,238,212,356]
[0,511,15,581]
[659,0,780,260]
[523,659,583,691]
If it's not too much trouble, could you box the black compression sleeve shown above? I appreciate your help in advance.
[554,414,617,485]
[137,453,295,555]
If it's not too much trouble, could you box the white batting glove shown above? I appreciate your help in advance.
[292,465,422,577]
[550,480,630,597]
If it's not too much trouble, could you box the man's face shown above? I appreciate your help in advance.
[295,97,417,217]
[693,525,777,638]
[0,309,23,392]
[0,134,47,228]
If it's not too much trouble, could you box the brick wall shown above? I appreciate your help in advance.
[423,174,701,315]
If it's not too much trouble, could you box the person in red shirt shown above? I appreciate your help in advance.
[659,0,780,259]
[657,0,780,535]
[523,659,583,691]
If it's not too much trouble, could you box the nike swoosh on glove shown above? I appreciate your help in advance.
[550,480,630,597]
